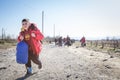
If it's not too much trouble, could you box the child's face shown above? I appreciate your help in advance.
[22,21,30,30]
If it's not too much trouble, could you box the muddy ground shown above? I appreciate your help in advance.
[0,44,120,80]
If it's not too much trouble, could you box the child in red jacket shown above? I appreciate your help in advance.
[18,19,44,74]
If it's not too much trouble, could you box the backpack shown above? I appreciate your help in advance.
[16,41,28,64]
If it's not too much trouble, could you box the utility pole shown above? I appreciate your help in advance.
[3,29,5,40]
[42,11,44,34]
[54,24,55,38]
[2,28,3,40]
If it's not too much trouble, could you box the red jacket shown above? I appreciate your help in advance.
[18,23,44,56]
[80,37,85,43]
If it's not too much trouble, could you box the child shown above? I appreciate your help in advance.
[18,19,44,74]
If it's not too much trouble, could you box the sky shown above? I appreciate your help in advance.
[0,0,120,40]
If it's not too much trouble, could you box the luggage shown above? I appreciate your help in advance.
[16,41,28,64]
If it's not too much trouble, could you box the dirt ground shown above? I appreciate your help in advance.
[0,44,120,80]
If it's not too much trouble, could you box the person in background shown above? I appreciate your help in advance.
[65,35,71,47]
[80,36,86,47]
[54,38,57,45]
[58,36,62,46]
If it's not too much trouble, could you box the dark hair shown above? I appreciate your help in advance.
[29,23,37,30]
[22,18,29,22]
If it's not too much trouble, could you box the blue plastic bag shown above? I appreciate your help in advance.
[16,41,28,64]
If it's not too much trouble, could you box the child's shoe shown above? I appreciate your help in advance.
[27,67,32,74]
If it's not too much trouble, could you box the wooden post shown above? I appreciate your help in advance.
[2,28,4,40]
[101,41,104,49]
[53,24,55,38]
[42,11,44,34]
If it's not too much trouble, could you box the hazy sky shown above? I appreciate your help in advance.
[0,0,120,39]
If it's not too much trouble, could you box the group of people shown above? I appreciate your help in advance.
[54,36,86,47]
[55,36,73,47]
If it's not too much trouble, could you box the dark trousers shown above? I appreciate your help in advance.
[25,50,42,68]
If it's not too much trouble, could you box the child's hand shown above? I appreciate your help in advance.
[31,33,36,37]
[20,36,24,41]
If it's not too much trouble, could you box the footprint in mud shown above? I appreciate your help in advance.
[8,65,11,67]
[90,54,94,56]
[110,56,114,58]
[66,74,79,79]
[105,65,112,69]
[0,67,7,70]
[75,76,78,79]
[90,52,94,56]
[103,59,108,62]
[66,74,71,78]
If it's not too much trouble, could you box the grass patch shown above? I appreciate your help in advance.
[0,39,17,49]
